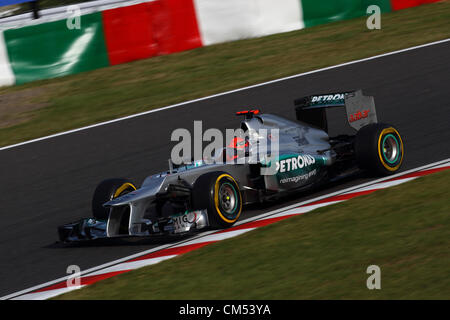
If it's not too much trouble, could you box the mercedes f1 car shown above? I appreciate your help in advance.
[58,90,404,242]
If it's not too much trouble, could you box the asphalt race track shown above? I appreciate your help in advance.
[1,41,449,296]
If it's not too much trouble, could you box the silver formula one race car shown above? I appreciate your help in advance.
[58,90,404,242]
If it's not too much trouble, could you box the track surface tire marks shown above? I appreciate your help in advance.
[0,42,449,295]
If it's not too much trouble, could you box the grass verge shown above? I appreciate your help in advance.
[1,2,450,147]
[56,169,450,299]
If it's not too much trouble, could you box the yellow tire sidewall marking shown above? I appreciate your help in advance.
[214,174,242,224]
[113,182,136,198]
[378,127,404,172]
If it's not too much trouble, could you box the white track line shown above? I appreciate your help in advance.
[1,38,449,152]
[12,287,86,301]
[87,255,178,277]
[269,201,344,218]
[344,177,417,193]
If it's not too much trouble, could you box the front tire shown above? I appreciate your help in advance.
[355,123,404,176]
[192,172,242,228]
[91,178,136,220]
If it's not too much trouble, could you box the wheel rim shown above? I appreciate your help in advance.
[218,182,238,217]
[382,134,400,164]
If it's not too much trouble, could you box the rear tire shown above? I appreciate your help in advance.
[91,178,136,220]
[192,172,242,228]
[355,123,404,176]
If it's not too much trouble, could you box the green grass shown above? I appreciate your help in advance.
[56,169,450,300]
[1,2,450,147]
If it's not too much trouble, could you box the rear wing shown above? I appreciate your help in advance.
[294,90,378,132]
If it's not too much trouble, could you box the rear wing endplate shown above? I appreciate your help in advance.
[294,89,378,131]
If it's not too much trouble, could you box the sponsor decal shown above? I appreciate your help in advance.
[311,94,345,103]
[280,169,317,184]
[186,211,197,224]
[275,154,315,173]
[349,109,370,123]
[173,211,200,233]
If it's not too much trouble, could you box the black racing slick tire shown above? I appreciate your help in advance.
[355,123,404,176]
[192,172,243,228]
[91,178,136,220]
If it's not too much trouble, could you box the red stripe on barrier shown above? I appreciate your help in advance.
[102,0,202,65]
[154,0,202,54]
[102,3,159,66]
[390,0,441,11]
